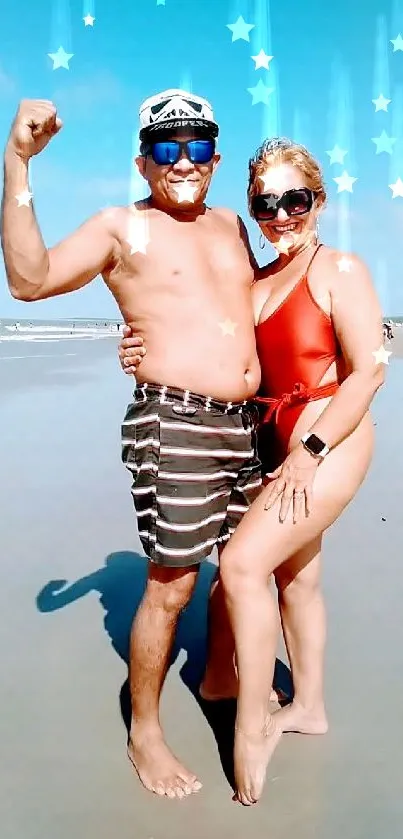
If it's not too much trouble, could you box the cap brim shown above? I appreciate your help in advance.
[139,118,219,142]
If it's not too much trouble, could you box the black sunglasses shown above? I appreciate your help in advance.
[251,187,318,221]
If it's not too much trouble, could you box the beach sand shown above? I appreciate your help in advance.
[0,332,402,839]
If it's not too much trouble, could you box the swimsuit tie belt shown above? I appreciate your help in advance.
[254,381,339,425]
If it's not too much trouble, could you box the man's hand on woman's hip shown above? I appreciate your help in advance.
[118,325,146,375]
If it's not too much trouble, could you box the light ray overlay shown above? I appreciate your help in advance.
[127,133,150,255]
[251,0,280,141]
[327,57,356,254]
[49,0,73,67]
[83,0,95,25]
[373,14,391,111]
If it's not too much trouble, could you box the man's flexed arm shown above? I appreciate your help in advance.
[1,100,119,301]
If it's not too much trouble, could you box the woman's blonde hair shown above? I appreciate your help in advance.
[247,137,327,216]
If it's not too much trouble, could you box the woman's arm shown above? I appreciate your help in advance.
[304,253,385,450]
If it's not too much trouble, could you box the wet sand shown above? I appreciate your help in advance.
[0,334,402,839]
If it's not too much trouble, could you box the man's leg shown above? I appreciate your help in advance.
[129,562,203,798]
[199,568,236,700]
[199,549,238,700]
[200,557,279,702]
[200,429,264,701]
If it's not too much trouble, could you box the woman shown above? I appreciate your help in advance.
[118,138,385,805]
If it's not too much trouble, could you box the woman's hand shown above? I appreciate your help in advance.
[118,325,146,375]
[263,444,321,524]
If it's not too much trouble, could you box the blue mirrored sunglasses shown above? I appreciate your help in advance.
[143,139,215,165]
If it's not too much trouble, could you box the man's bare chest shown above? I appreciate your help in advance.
[104,209,253,303]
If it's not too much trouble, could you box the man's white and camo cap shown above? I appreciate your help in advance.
[139,89,219,141]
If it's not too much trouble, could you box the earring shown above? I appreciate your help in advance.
[259,232,266,249]
[315,219,320,241]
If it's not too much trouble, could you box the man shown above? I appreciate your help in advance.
[1,90,263,799]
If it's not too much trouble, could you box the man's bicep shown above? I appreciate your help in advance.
[34,212,118,300]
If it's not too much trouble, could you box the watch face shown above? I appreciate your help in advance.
[305,434,325,455]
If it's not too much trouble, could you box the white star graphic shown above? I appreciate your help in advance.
[333,170,357,193]
[218,318,238,337]
[372,345,392,365]
[372,130,396,155]
[226,16,255,42]
[172,181,198,203]
[247,79,274,105]
[258,172,270,192]
[15,190,33,207]
[83,14,95,26]
[259,171,274,191]
[48,47,74,70]
[126,214,150,255]
[390,33,403,51]
[251,49,273,70]
[372,93,391,112]
[326,145,347,165]
[274,229,314,256]
[274,236,292,255]
[336,256,352,272]
[389,177,403,197]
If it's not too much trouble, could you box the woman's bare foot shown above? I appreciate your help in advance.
[233,715,282,806]
[128,728,202,799]
[274,700,328,734]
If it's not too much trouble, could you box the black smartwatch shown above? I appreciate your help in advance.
[301,432,330,460]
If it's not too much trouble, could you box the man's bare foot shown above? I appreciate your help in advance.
[233,715,282,806]
[128,729,202,799]
[274,700,328,735]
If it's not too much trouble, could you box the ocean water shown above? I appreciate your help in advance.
[0,317,123,343]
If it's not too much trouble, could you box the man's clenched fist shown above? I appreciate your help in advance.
[7,99,63,161]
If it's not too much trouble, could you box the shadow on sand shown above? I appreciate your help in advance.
[36,550,292,789]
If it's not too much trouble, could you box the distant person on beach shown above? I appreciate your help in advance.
[2,93,384,806]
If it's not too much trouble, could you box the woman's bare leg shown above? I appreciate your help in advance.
[220,429,372,805]
[274,537,328,733]
[222,551,282,805]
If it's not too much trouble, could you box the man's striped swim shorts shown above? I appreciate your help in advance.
[121,383,263,567]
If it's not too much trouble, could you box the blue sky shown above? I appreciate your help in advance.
[1,0,403,319]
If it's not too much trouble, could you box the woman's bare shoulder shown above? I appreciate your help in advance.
[319,245,368,276]
[312,246,373,298]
